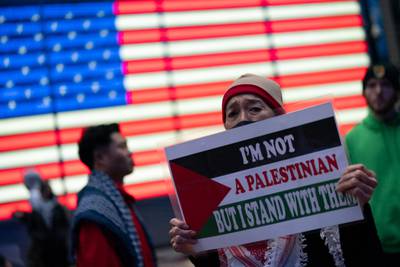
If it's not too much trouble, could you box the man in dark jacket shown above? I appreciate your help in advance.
[72,124,156,267]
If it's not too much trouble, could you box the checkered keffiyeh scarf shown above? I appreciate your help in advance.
[72,171,144,267]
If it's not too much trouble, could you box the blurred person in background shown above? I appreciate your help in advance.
[169,74,383,267]
[346,63,400,267]
[71,123,156,267]
[13,171,70,267]
[0,254,13,267]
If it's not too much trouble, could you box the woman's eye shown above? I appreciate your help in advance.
[227,111,238,118]
[250,107,262,112]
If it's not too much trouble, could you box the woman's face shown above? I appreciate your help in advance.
[224,94,276,129]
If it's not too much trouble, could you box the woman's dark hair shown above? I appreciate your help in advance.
[78,123,120,170]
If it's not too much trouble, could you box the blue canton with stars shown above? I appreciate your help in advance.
[0,2,128,119]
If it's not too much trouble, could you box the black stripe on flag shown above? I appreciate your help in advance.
[171,117,341,177]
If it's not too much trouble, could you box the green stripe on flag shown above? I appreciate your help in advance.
[198,179,358,238]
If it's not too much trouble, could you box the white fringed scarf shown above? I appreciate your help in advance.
[218,226,345,267]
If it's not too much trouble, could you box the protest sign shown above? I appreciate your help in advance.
[165,103,364,252]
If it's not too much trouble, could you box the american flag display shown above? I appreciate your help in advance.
[0,0,369,220]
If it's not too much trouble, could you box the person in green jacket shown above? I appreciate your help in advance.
[346,63,400,267]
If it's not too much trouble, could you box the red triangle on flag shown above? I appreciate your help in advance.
[170,162,231,232]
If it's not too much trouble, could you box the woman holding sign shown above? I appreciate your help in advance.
[169,74,383,267]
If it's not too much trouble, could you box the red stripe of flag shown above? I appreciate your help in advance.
[127,87,172,104]
[119,15,361,45]
[123,49,270,74]
[118,28,163,46]
[114,0,355,15]
[278,67,367,88]
[339,122,357,135]
[0,112,224,185]
[113,0,158,15]
[0,179,174,220]
[123,41,366,75]
[119,22,265,45]
[125,179,173,201]
[0,131,57,152]
[114,0,261,15]
[127,81,231,104]
[276,41,367,59]
[123,57,167,74]
[0,149,166,187]
[284,94,366,112]
[270,14,362,32]
[128,67,366,104]
[2,67,365,153]
[0,111,220,153]
[264,0,355,5]
[0,117,176,152]
[162,0,261,11]
[0,93,363,170]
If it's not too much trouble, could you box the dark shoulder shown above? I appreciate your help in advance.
[303,230,335,267]
[339,204,383,266]
[189,251,219,267]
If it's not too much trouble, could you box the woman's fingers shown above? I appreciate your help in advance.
[169,218,197,255]
[337,164,377,206]
[338,165,377,190]
[169,225,196,239]
[169,218,189,229]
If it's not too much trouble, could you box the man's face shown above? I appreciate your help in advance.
[364,78,397,115]
[224,94,276,129]
[100,132,133,180]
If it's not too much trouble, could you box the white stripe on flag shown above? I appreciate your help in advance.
[124,62,273,90]
[116,13,160,30]
[119,43,165,61]
[283,81,362,102]
[0,114,55,136]
[1,100,365,170]
[162,7,264,27]
[1,125,225,169]
[271,27,365,48]
[119,27,365,61]
[0,146,59,169]
[276,54,369,75]
[166,35,270,57]
[336,107,367,124]
[123,71,170,90]
[59,132,178,162]
[56,101,174,128]
[125,53,366,90]
[0,164,167,204]
[176,96,221,116]
[115,2,360,31]
[267,2,360,20]
[178,125,224,142]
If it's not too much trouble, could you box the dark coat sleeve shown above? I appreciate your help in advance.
[189,251,220,267]
[306,204,384,267]
[339,203,384,266]
[304,229,336,267]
